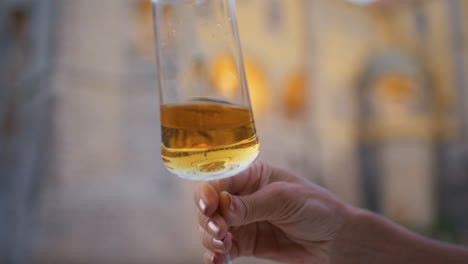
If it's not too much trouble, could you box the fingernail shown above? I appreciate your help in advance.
[198,198,207,214]
[213,238,225,250]
[210,254,216,264]
[226,192,234,212]
[208,221,220,236]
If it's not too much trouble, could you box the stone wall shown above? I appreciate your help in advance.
[2,0,467,263]
[0,0,55,263]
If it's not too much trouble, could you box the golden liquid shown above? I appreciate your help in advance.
[161,103,260,180]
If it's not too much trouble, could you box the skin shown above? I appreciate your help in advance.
[194,160,468,264]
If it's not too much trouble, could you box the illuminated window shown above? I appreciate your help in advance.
[282,71,308,118]
[210,53,240,99]
[134,0,155,57]
[209,53,268,116]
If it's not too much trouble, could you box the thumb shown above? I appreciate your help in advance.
[220,182,295,227]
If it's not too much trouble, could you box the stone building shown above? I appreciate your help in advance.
[0,0,467,263]
[0,0,55,263]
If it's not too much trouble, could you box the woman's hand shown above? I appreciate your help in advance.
[194,160,353,264]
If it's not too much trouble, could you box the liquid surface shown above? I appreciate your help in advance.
[161,103,259,180]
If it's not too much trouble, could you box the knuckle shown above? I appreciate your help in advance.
[267,182,304,220]
[198,212,209,226]
[268,182,293,199]
[200,233,212,249]
[237,196,252,223]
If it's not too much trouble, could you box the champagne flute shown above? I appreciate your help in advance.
[152,0,259,262]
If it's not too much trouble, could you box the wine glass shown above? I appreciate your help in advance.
[152,0,259,262]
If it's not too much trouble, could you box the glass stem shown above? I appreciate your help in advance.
[225,253,232,264]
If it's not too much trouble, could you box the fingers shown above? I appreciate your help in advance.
[194,182,219,216]
[220,182,299,226]
[198,211,229,239]
[203,251,218,264]
[199,226,232,254]
[210,160,275,195]
[194,160,274,218]
[194,160,284,218]
[195,160,311,264]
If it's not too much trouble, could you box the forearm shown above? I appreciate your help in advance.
[331,208,468,264]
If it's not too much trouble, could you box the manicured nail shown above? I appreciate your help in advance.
[222,192,234,212]
[208,221,220,236]
[213,238,225,250]
[199,198,207,213]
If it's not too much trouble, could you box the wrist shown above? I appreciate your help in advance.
[330,206,415,264]
[330,207,468,264]
[329,206,370,264]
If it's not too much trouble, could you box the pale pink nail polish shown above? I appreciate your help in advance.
[199,198,207,213]
[208,221,220,236]
[213,238,225,250]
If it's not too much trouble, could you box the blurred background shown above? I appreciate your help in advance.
[0,0,467,263]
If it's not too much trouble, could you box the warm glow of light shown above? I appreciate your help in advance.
[210,54,239,99]
[210,54,268,116]
[135,0,155,57]
[283,71,307,118]
[375,74,416,104]
[244,58,268,116]
[138,0,152,11]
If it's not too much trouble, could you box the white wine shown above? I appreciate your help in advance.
[161,103,259,180]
